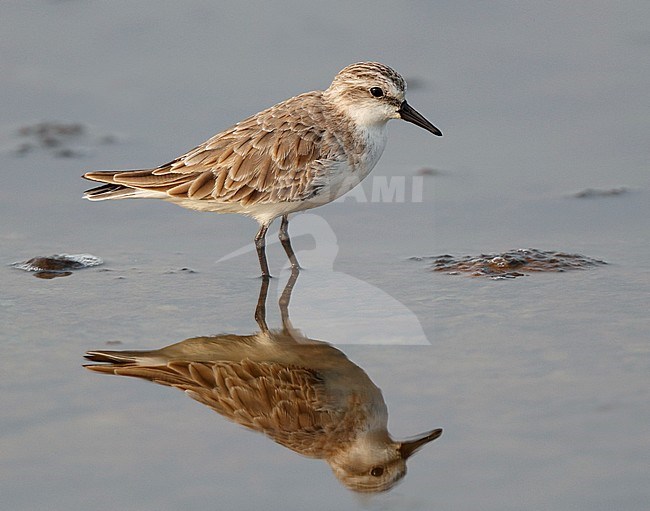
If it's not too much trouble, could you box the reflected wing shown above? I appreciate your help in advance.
[84,92,345,205]
[87,357,360,457]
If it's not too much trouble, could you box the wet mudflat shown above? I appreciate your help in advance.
[2,2,649,511]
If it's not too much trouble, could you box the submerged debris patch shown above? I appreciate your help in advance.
[573,187,628,198]
[412,249,607,279]
[415,167,443,176]
[6,121,118,158]
[11,253,103,279]
[164,267,197,275]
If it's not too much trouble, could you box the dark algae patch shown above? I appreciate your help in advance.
[412,249,607,279]
[11,254,103,279]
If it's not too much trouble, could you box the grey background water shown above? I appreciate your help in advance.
[1,1,649,510]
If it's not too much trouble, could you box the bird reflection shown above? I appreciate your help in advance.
[84,270,442,493]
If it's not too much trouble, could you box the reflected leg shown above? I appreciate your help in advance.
[254,274,270,332]
[255,223,271,278]
[279,267,300,328]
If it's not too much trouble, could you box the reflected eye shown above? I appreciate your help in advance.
[369,87,384,98]
[370,466,384,477]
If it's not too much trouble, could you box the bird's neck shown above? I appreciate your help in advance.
[323,95,389,173]
[353,121,388,173]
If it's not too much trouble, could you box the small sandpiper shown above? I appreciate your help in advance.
[83,62,441,276]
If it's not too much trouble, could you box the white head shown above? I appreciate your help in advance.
[324,62,442,136]
[327,428,443,493]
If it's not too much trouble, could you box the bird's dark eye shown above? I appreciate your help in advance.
[370,466,384,477]
[369,87,384,98]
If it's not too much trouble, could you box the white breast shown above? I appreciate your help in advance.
[313,122,388,204]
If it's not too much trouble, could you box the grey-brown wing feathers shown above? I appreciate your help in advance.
[84,92,345,205]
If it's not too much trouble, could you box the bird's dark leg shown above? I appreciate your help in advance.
[279,214,301,270]
[255,223,271,278]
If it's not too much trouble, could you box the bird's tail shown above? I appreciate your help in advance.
[83,170,132,201]
[83,183,140,201]
[84,349,143,365]
[83,350,209,389]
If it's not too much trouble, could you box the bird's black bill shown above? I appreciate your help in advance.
[398,101,442,136]
[399,428,443,459]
